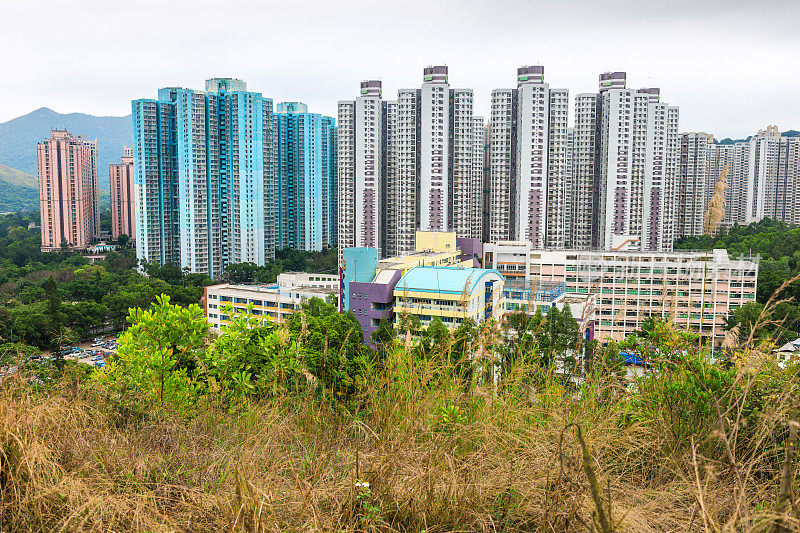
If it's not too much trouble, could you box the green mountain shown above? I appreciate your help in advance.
[0,163,38,212]
[0,107,132,192]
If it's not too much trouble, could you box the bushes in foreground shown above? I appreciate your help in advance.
[1,298,799,532]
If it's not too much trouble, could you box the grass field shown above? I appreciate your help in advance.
[1,334,798,532]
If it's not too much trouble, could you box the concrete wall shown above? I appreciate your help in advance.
[349,269,401,343]
[342,247,378,310]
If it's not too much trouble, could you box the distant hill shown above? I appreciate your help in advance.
[0,107,132,194]
[0,164,38,212]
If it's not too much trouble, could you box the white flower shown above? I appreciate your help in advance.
[355,480,370,489]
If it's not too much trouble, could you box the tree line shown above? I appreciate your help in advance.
[675,218,800,344]
[0,212,338,354]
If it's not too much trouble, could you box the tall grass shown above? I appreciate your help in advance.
[1,335,798,531]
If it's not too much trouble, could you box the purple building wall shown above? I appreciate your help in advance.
[348,269,402,344]
[456,237,483,267]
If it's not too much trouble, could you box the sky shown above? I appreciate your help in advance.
[1,0,798,138]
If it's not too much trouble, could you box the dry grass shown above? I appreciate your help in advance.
[1,343,798,532]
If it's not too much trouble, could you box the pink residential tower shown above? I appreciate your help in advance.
[37,130,99,251]
[110,147,135,241]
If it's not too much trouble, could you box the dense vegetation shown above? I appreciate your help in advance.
[0,212,799,530]
[2,294,798,531]
[224,247,338,284]
[0,212,212,351]
[0,212,337,353]
[676,218,800,344]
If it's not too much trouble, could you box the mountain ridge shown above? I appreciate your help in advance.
[0,107,132,191]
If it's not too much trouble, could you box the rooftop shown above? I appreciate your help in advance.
[396,266,502,294]
[207,283,336,298]
[504,279,564,292]
[373,268,399,285]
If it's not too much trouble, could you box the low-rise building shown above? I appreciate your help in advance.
[484,241,758,345]
[342,231,481,342]
[774,338,800,368]
[393,266,505,330]
[501,279,596,341]
[277,272,338,291]
[204,272,338,330]
[503,280,567,315]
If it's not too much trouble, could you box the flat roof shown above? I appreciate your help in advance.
[207,283,336,297]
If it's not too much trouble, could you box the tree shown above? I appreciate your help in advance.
[371,317,396,348]
[0,342,39,365]
[224,262,258,283]
[156,262,185,285]
[451,318,478,387]
[204,305,300,400]
[97,294,209,410]
[554,304,579,376]
[421,317,451,359]
[44,277,64,369]
[724,302,769,345]
[104,250,137,272]
[102,285,155,330]
[116,234,130,248]
[501,308,542,373]
[287,298,374,405]
[397,311,421,337]
[184,272,213,288]
[63,300,108,340]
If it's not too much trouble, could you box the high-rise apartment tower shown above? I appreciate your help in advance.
[37,130,99,251]
[571,72,679,251]
[132,78,275,277]
[338,67,484,258]
[109,146,136,241]
[487,66,570,248]
[274,102,337,251]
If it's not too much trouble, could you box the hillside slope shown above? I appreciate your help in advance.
[0,163,38,212]
[0,107,132,191]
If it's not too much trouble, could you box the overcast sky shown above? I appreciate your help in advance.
[1,0,798,138]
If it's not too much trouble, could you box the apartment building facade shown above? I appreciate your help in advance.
[571,72,680,252]
[676,132,714,237]
[338,67,484,259]
[676,126,800,236]
[109,146,135,241]
[37,130,99,251]
[337,80,383,255]
[487,66,570,249]
[132,78,275,277]
[274,102,337,252]
[484,241,758,346]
